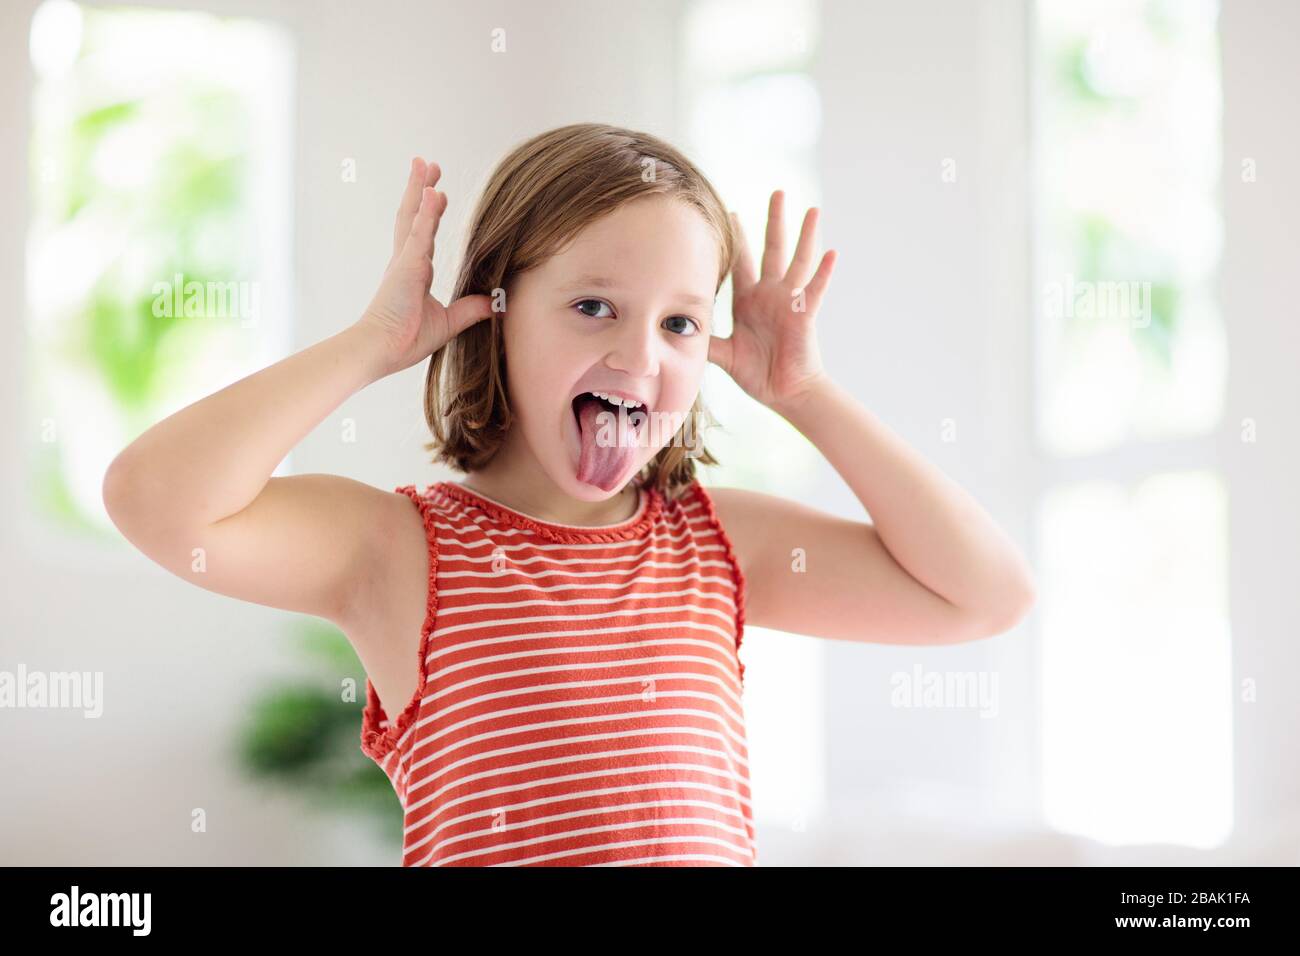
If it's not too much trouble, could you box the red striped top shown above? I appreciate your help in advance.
[358,478,755,866]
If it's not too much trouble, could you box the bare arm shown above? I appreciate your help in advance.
[102,157,493,626]
[768,377,1034,640]
[102,324,397,622]
[710,381,1035,647]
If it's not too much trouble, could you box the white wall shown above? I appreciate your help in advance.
[1220,0,1300,839]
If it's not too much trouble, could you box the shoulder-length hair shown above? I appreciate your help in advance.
[423,122,740,502]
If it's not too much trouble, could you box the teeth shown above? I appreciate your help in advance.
[587,391,644,409]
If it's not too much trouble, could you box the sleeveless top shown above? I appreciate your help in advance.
[358,478,755,867]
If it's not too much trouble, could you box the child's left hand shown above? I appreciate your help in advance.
[709,190,838,413]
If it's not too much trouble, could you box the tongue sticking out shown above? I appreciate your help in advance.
[574,395,641,491]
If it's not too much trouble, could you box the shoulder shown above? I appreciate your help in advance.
[686,482,770,533]
[680,483,841,584]
[660,479,741,531]
[378,482,481,542]
[674,482,771,580]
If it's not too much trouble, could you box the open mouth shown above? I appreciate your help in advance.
[570,392,650,431]
[568,391,653,490]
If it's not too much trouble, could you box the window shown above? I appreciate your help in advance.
[1032,0,1230,847]
[25,1,293,544]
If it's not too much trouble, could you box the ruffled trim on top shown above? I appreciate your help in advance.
[359,485,440,762]
[434,480,663,544]
[687,479,749,691]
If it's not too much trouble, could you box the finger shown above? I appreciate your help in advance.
[707,333,733,374]
[729,212,757,296]
[393,158,425,258]
[785,207,820,289]
[399,186,446,269]
[446,294,498,337]
[799,249,838,314]
[760,190,785,280]
[423,160,443,194]
[393,159,443,260]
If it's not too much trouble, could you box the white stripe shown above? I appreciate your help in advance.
[431,602,737,639]
[388,654,747,766]
[433,513,704,553]
[434,538,722,563]
[390,635,743,758]
[434,548,728,572]
[398,704,751,791]
[400,741,751,827]
[389,642,745,756]
[586,853,747,867]
[428,635,739,682]
[436,585,735,618]
[426,667,746,726]
[438,571,735,596]
[395,717,749,801]
[429,623,740,668]
[436,559,733,580]
[435,540,727,567]
[414,793,749,847]
[405,778,753,858]
[441,582,738,613]
[428,814,752,867]
[402,756,753,838]
[402,769,754,861]
[414,797,749,860]
[434,538,722,562]
[472,835,751,868]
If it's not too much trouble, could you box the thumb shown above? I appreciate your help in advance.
[445,294,498,338]
[708,333,733,374]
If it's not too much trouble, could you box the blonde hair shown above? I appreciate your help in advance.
[423,122,739,501]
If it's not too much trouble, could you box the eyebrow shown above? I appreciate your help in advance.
[560,275,714,309]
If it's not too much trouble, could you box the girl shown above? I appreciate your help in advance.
[103,123,1036,867]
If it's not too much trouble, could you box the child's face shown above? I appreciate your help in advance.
[501,194,721,499]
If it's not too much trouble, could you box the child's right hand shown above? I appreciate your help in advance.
[357,157,495,375]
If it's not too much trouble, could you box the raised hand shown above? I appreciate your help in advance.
[708,190,838,412]
[358,157,494,375]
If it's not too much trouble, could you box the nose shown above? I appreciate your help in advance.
[603,313,661,378]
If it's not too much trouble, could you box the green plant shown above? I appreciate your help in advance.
[235,618,403,847]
